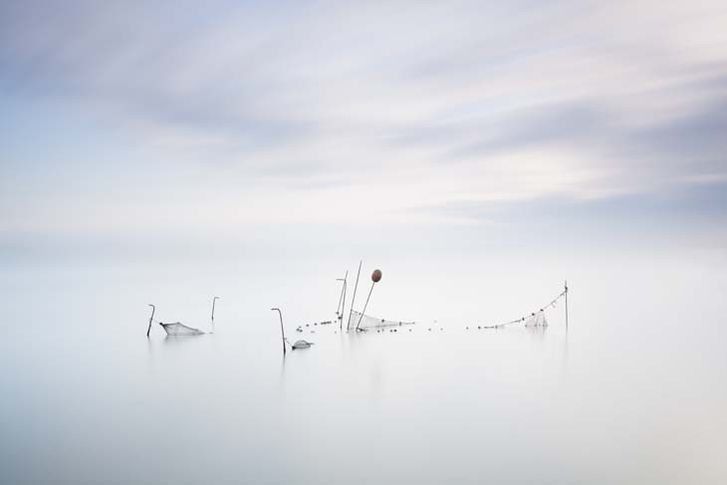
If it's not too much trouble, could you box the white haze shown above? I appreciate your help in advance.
[2,249,727,483]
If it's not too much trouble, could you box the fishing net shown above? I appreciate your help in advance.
[350,310,416,331]
[480,288,565,329]
[524,310,548,327]
[159,322,205,336]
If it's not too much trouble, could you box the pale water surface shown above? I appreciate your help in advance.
[1,251,726,484]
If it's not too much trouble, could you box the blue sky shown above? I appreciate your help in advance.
[2,0,727,261]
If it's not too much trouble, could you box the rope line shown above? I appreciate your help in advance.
[479,289,566,329]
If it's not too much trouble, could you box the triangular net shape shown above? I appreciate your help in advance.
[524,311,548,328]
[350,310,416,331]
[159,322,205,336]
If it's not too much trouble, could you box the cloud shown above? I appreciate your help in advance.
[1,0,727,247]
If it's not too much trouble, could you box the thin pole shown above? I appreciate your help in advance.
[211,296,220,323]
[341,280,347,330]
[336,270,348,326]
[564,280,569,331]
[271,308,286,356]
[146,304,156,338]
[356,281,376,331]
[337,271,348,331]
[346,260,362,331]
[336,279,345,316]
[343,271,348,316]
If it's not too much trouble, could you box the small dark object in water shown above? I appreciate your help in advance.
[290,340,314,350]
[428,328,432,331]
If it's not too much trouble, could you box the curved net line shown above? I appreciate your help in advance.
[351,310,416,331]
[481,289,565,329]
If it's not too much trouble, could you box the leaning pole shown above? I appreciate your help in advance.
[336,271,348,330]
[346,261,363,331]
[356,269,382,331]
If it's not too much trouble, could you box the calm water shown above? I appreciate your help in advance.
[2,251,726,484]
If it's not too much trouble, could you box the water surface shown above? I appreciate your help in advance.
[2,252,726,484]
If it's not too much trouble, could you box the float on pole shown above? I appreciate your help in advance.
[356,269,382,331]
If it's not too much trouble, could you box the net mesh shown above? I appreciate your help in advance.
[480,288,565,329]
[524,311,548,327]
[159,322,205,336]
[350,310,416,331]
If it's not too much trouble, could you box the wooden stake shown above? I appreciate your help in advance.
[146,304,156,338]
[336,271,348,329]
[271,308,286,356]
[356,281,376,331]
[211,296,220,323]
[346,260,362,331]
[564,280,569,331]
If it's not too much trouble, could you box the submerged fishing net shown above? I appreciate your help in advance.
[350,310,415,331]
[524,311,548,328]
[159,322,205,336]
[480,288,565,329]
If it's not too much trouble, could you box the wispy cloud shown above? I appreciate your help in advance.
[1,0,727,253]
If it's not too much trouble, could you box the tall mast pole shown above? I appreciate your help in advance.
[346,261,362,332]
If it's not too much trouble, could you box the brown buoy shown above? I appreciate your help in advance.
[355,268,383,331]
[372,269,382,283]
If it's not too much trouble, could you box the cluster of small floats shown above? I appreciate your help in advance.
[145,263,569,355]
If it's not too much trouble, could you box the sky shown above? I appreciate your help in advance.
[2,0,727,263]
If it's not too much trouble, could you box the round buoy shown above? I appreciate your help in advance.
[371,269,382,282]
